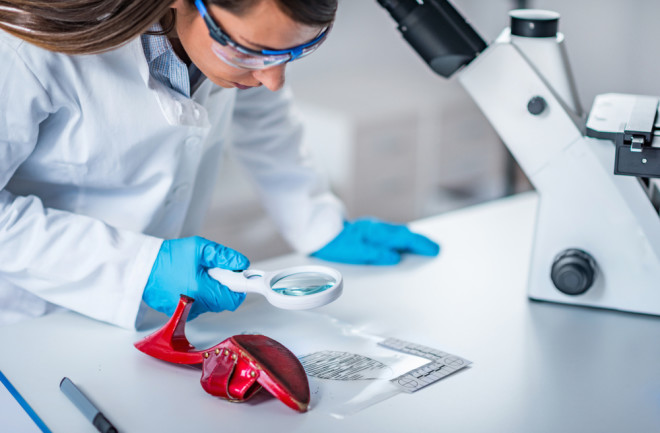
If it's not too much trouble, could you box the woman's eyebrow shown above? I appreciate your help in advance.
[237,35,274,51]
[236,28,326,52]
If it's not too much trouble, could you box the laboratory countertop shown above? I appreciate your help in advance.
[1,192,659,433]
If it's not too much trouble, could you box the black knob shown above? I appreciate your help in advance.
[550,249,596,296]
[527,96,547,115]
[510,9,560,38]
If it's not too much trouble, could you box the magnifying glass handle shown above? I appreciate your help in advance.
[208,268,262,294]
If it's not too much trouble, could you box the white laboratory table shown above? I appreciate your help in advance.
[1,192,659,433]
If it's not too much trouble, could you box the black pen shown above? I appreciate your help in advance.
[59,377,118,433]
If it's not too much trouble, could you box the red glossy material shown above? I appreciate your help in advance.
[134,295,310,412]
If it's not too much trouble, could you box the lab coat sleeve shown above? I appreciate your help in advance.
[230,86,345,253]
[0,39,162,328]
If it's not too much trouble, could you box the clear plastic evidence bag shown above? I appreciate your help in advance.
[178,296,471,417]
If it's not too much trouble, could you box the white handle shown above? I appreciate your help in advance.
[207,268,265,294]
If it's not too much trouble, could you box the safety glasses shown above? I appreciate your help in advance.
[194,0,331,70]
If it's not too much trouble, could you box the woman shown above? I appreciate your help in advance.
[0,0,439,328]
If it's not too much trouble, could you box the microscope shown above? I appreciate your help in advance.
[376,0,660,315]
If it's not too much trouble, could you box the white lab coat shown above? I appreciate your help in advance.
[0,31,344,328]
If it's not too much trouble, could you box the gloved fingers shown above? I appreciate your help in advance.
[200,240,250,270]
[141,282,177,318]
[315,242,401,265]
[395,231,440,256]
[361,221,440,256]
[186,283,245,321]
[198,272,247,312]
[145,296,177,318]
[361,246,401,265]
[186,303,204,321]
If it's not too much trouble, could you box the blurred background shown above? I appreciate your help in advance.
[201,0,660,261]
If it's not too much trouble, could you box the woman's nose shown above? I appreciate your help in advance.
[252,64,287,91]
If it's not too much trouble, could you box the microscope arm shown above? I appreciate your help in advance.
[377,0,660,315]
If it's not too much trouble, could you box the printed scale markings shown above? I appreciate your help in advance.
[378,338,472,393]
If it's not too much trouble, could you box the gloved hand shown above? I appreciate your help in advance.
[143,236,250,320]
[311,218,440,265]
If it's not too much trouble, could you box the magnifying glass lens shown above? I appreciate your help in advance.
[271,272,337,296]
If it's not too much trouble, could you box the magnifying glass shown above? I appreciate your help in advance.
[208,265,343,310]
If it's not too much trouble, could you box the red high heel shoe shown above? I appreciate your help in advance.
[134,295,310,412]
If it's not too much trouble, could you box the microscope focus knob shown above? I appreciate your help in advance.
[527,96,547,115]
[550,249,596,296]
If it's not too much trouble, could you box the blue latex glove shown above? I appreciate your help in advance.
[143,236,250,320]
[311,218,440,265]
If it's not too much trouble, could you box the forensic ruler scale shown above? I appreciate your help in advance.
[378,337,472,393]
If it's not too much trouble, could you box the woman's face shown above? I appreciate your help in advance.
[172,0,324,91]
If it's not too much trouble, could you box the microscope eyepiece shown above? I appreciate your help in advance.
[376,0,487,78]
[377,0,418,22]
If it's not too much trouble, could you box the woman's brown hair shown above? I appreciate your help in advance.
[0,0,337,55]
[0,1,176,54]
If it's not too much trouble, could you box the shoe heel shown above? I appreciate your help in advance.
[134,295,204,364]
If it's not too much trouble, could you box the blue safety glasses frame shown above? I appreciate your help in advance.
[194,0,331,70]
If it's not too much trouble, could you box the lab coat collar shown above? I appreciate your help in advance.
[129,36,211,128]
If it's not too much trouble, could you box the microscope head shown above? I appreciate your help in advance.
[377,0,487,78]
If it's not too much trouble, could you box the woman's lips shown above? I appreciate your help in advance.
[232,82,256,90]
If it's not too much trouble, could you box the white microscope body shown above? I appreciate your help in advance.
[459,21,660,315]
[378,1,660,315]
